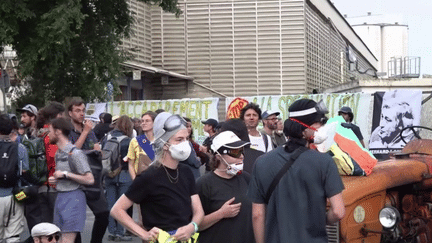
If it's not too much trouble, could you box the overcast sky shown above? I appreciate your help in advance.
[331,0,432,76]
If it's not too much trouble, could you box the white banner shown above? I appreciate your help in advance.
[226,93,373,144]
[85,103,107,122]
[106,98,220,143]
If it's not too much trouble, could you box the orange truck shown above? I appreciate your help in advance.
[329,139,432,243]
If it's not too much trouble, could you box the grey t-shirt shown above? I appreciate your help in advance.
[55,143,91,192]
[248,146,344,243]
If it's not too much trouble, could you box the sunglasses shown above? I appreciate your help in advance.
[221,148,244,158]
[45,234,60,242]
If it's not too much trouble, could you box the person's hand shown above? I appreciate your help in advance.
[83,119,94,133]
[93,143,101,151]
[219,197,241,218]
[199,145,208,153]
[48,176,57,185]
[172,223,195,241]
[139,227,159,242]
[53,171,65,179]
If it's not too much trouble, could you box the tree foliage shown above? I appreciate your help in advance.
[0,0,181,107]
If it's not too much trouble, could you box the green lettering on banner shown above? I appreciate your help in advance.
[266,96,272,111]
[259,97,265,109]
[150,102,158,112]
[202,100,212,119]
[133,101,142,118]
[192,119,203,136]
[164,101,172,113]
[187,101,196,118]
[285,95,299,110]
[118,102,125,116]
[353,94,361,123]
[329,94,339,118]
[141,101,148,115]
[158,102,163,110]
[180,101,189,116]
[278,97,287,120]
[251,97,257,105]
[172,101,180,114]
[127,101,134,117]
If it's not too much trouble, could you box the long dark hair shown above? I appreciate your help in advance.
[36,102,65,129]
[115,115,134,137]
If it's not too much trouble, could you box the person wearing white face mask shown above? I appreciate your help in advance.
[196,131,255,243]
[110,112,204,242]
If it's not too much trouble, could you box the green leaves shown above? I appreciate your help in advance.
[1,0,181,106]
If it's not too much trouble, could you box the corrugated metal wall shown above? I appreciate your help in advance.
[123,0,152,65]
[122,0,376,100]
[149,0,307,98]
[305,1,376,93]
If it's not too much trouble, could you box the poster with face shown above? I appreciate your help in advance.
[369,90,422,160]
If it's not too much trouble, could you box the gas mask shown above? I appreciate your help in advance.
[168,140,191,161]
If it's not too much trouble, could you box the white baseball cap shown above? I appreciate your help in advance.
[17,104,38,116]
[211,131,250,153]
[31,222,60,237]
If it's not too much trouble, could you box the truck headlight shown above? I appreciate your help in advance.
[379,206,400,229]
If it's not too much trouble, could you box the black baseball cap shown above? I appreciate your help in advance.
[201,118,218,128]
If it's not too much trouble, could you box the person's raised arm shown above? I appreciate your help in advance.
[327,192,345,225]
[111,195,160,241]
[252,203,266,243]
[74,120,94,149]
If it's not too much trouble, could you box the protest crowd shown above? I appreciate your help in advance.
[0,96,357,243]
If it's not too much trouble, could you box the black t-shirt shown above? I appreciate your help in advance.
[248,146,344,243]
[341,123,364,141]
[125,163,197,231]
[93,123,113,142]
[196,172,255,243]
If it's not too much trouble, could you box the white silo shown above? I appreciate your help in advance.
[353,23,408,76]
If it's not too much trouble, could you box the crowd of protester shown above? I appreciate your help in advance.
[0,97,353,243]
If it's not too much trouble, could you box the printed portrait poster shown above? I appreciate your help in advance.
[369,90,422,160]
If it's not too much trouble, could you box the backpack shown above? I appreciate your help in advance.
[68,148,103,201]
[0,140,19,188]
[22,136,48,185]
[101,133,127,178]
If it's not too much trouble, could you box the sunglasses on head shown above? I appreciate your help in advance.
[220,147,244,158]
[163,115,187,132]
[45,234,60,242]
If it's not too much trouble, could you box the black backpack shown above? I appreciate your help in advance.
[0,140,19,188]
[68,148,103,201]
[21,136,48,185]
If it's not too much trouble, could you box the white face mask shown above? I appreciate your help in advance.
[313,125,328,144]
[226,162,243,176]
[169,140,191,161]
[219,155,243,176]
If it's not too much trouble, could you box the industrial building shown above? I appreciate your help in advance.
[117,0,378,101]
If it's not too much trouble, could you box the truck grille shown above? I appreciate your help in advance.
[327,222,339,243]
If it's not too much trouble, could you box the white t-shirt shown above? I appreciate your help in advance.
[249,132,273,153]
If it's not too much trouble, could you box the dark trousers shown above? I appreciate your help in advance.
[24,188,58,230]
[24,187,57,243]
